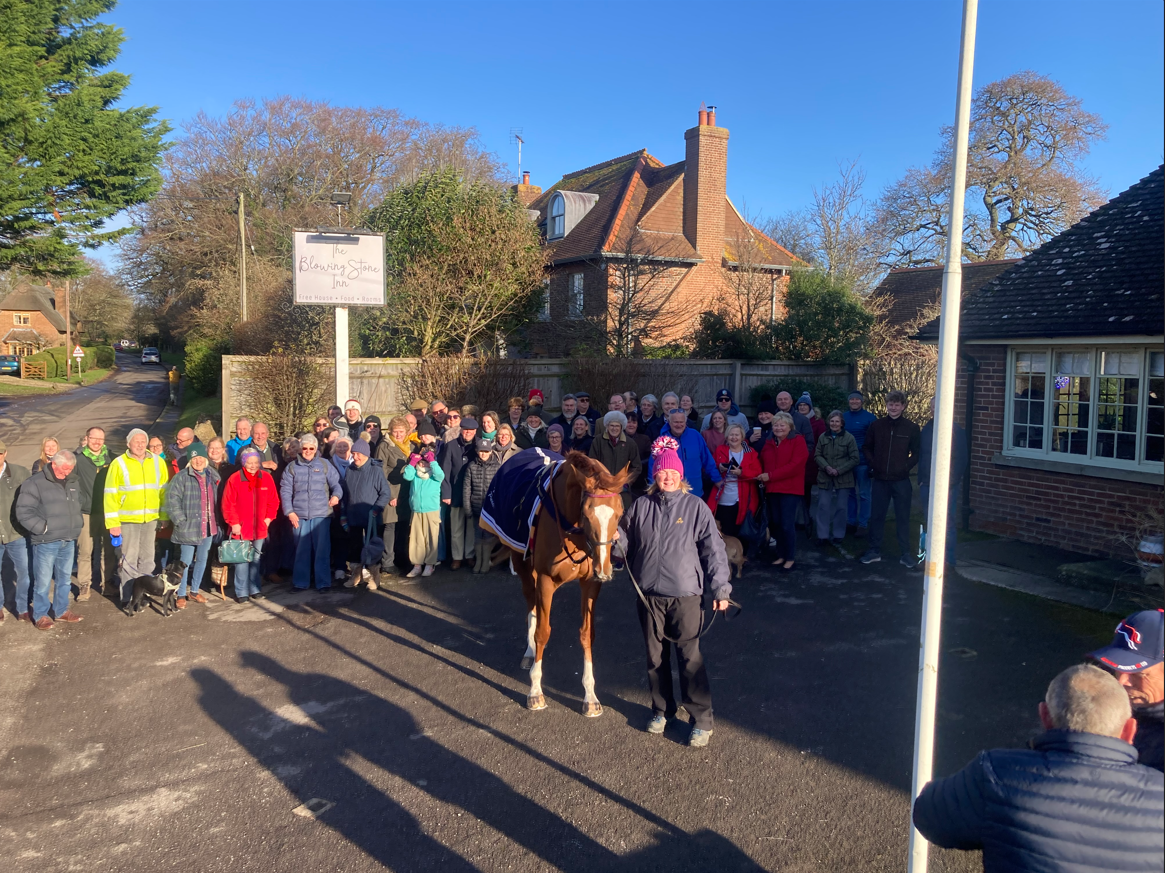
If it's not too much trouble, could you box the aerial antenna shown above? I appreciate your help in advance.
[509,128,525,183]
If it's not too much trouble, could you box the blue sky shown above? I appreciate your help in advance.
[97,0,1163,263]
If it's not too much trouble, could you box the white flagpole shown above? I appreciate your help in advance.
[907,1,978,871]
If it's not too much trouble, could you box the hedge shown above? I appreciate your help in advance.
[749,379,851,418]
[23,345,114,378]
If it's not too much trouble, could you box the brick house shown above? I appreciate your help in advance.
[916,165,1164,557]
[0,284,78,356]
[517,107,798,355]
[869,259,1019,333]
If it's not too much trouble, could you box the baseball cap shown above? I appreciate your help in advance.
[716,388,732,401]
[1089,609,1164,673]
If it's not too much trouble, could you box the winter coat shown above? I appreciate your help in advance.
[15,465,84,545]
[515,423,550,451]
[493,441,520,466]
[706,444,762,526]
[588,433,642,510]
[918,419,969,489]
[374,439,408,525]
[342,457,390,528]
[332,414,364,441]
[74,448,111,517]
[843,408,877,458]
[280,454,343,519]
[164,464,221,545]
[247,440,284,470]
[759,436,808,496]
[401,458,445,514]
[439,436,473,506]
[701,405,750,433]
[221,468,281,540]
[225,436,252,464]
[701,428,727,454]
[462,454,501,517]
[638,414,665,441]
[1134,701,1163,772]
[650,424,721,499]
[804,416,827,493]
[863,415,921,481]
[103,451,170,528]
[912,729,1164,872]
[618,488,732,601]
[551,412,582,433]
[814,429,860,490]
[0,462,31,544]
[786,408,816,455]
[567,433,593,455]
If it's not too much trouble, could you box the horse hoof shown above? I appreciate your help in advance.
[582,702,603,718]
[527,694,547,711]
[520,656,534,671]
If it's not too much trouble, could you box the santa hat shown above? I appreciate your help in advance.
[650,435,683,476]
[528,388,545,407]
[344,399,362,413]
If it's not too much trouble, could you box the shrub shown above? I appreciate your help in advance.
[858,356,936,418]
[185,338,230,396]
[749,379,850,418]
[396,355,531,415]
[242,347,330,441]
[93,345,115,368]
[24,345,108,377]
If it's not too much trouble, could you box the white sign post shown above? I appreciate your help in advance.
[292,229,387,409]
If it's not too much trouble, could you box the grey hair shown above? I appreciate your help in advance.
[299,434,319,448]
[827,409,845,424]
[1045,664,1131,738]
[51,449,76,465]
[661,391,680,405]
[603,410,627,430]
[283,438,301,455]
[235,417,252,427]
[772,411,795,431]
[640,393,659,410]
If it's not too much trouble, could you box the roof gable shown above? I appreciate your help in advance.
[0,286,67,332]
[872,260,1020,329]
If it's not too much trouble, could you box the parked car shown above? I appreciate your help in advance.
[0,355,20,375]
[141,347,161,365]
[112,342,123,352]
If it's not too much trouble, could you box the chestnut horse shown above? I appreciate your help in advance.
[511,451,631,716]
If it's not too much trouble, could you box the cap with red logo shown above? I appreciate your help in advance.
[1088,609,1164,673]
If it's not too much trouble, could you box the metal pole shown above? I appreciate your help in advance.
[238,193,247,321]
[907,1,977,871]
[64,279,72,380]
[334,202,349,407]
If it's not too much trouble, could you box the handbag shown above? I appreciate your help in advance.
[218,537,255,564]
[360,510,386,566]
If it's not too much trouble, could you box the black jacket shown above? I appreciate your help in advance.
[0,462,31,543]
[1134,701,1164,772]
[438,436,473,506]
[862,414,921,481]
[461,454,500,517]
[588,433,641,509]
[515,424,550,451]
[374,440,407,525]
[913,729,1164,872]
[15,465,84,545]
[918,419,969,488]
[74,450,112,516]
[343,458,390,526]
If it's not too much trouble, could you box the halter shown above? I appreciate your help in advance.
[546,476,622,567]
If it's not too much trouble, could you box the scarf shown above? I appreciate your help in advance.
[390,432,416,456]
[81,445,109,465]
[481,429,497,441]
[194,469,218,538]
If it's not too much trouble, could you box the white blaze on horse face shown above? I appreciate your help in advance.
[591,504,615,577]
[582,659,597,704]
[524,609,536,660]
[529,659,543,698]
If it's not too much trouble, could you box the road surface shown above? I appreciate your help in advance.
[0,353,169,466]
[0,538,1115,872]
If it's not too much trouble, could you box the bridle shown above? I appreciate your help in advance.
[546,477,621,567]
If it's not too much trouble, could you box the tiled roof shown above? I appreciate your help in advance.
[528,149,797,269]
[0,286,68,332]
[871,260,1019,328]
[2,327,48,344]
[916,165,1165,340]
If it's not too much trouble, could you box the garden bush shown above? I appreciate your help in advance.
[749,379,850,418]
[185,338,230,396]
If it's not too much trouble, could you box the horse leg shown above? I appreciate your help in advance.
[527,576,554,711]
[579,576,603,717]
[515,549,538,671]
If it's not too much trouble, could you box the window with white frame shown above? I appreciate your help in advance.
[548,194,565,239]
[1006,345,1164,470]
[13,313,30,325]
[538,279,550,321]
[567,272,584,319]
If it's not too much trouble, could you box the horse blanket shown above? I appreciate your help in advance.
[480,447,563,555]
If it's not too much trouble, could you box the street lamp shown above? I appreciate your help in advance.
[330,191,352,228]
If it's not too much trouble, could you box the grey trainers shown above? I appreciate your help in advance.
[900,555,918,569]
[688,727,713,748]
[646,715,667,734]
[859,549,881,564]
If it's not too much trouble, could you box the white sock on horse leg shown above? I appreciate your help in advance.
[524,609,536,660]
[529,659,543,699]
[582,659,597,704]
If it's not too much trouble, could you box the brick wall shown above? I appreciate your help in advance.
[955,343,1162,557]
[3,310,65,352]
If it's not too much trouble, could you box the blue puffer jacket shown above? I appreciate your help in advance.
[342,457,389,527]
[279,455,343,519]
[650,425,721,498]
[913,729,1164,872]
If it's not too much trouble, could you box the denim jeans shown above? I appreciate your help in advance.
[177,536,213,597]
[1,538,32,615]
[919,482,960,565]
[32,539,75,621]
[848,464,872,528]
[292,516,331,589]
[233,538,265,599]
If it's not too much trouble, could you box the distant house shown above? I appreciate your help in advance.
[869,259,1020,335]
[0,284,79,356]
[916,165,1164,557]
[515,107,799,355]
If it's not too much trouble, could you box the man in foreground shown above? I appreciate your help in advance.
[859,390,920,567]
[16,450,85,629]
[913,663,1163,871]
[1090,608,1164,772]
[105,428,170,605]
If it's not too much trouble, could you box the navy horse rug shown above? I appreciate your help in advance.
[480,447,563,555]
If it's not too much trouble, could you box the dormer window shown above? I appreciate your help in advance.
[549,195,565,239]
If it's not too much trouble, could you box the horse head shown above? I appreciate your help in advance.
[564,451,631,582]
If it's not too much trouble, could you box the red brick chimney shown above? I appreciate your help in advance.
[511,172,542,208]
[683,105,729,260]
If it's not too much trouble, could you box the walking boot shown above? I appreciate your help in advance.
[344,564,361,588]
[76,584,91,602]
[367,566,380,591]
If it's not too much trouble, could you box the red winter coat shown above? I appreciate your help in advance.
[760,435,809,496]
[221,468,281,540]
[705,444,762,525]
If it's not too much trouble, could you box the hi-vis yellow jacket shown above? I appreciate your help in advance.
[104,451,170,527]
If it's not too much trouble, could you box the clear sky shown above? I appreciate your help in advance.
[96,0,1163,263]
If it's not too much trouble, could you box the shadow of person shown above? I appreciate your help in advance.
[193,652,623,872]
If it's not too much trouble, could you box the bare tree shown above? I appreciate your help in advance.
[70,259,135,343]
[723,214,783,331]
[762,210,817,266]
[876,71,1108,268]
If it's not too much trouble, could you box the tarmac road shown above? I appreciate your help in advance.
[0,538,1115,872]
[0,352,169,466]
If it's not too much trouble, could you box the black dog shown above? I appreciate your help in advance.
[126,561,187,617]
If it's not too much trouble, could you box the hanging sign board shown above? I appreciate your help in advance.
[292,229,386,307]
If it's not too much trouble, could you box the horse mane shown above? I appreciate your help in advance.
[563,450,630,491]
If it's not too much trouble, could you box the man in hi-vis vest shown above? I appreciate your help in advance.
[104,428,170,604]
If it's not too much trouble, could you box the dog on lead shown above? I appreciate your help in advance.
[126,561,187,617]
[715,520,747,579]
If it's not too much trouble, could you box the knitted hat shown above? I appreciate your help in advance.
[187,443,208,460]
[757,399,776,415]
[352,438,373,457]
[525,405,544,423]
[797,392,813,408]
[528,388,545,407]
[848,390,864,399]
[238,448,262,465]
[547,424,564,438]
[415,419,437,438]
[651,435,683,476]
[603,410,627,430]
[365,415,382,427]
[344,399,362,413]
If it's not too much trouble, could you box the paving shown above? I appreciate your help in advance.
[0,536,1116,872]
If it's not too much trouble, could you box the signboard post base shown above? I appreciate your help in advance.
[335,306,349,410]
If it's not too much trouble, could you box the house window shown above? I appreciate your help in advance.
[1005,345,1164,470]
[13,313,30,326]
[538,279,550,321]
[567,273,584,319]
[548,194,565,239]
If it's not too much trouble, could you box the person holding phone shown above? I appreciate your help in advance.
[706,424,761,539]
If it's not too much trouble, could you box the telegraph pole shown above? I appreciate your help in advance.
[64,279,72,380]
[238,193,248,321]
